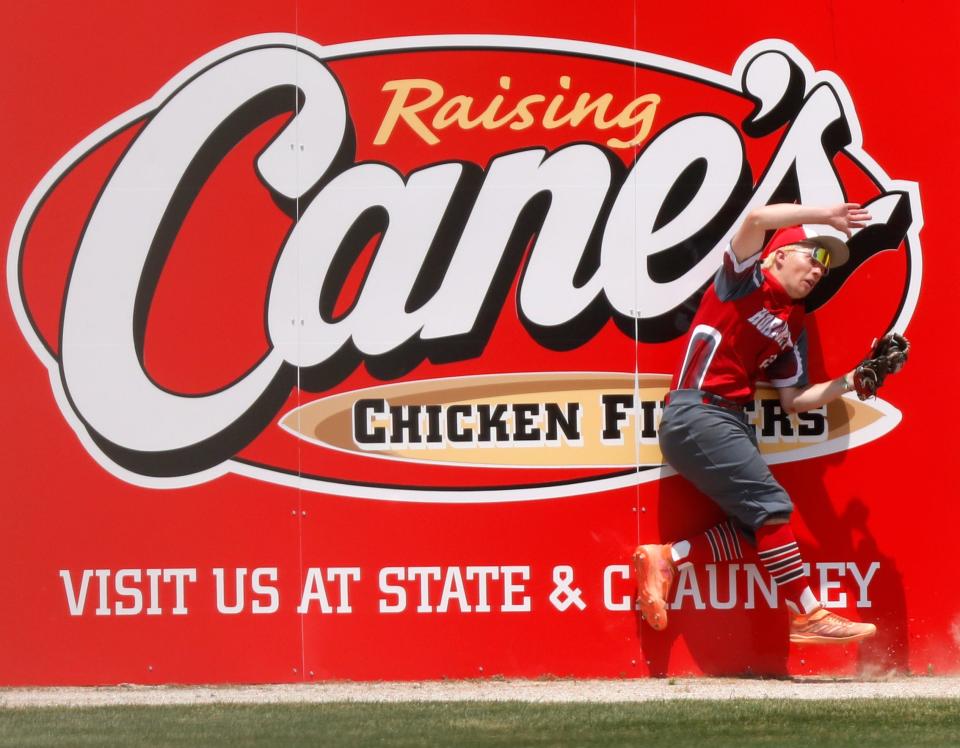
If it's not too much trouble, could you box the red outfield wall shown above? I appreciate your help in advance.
[2,1,957,684]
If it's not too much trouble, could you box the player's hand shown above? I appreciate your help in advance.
[824,203,871,237]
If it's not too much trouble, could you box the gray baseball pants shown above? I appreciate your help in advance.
[658,389,794,537]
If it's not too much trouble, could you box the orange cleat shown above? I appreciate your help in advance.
[632,544,676,631]
[790,607,877,644]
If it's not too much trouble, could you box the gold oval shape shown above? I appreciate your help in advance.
[279,372,899,470]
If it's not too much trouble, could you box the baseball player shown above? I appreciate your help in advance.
[635,202,908,644]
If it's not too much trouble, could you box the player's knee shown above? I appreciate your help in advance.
[760,512,792,526]
[748,501,793,532]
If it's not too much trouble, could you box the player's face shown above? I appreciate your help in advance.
[777,246,829,299]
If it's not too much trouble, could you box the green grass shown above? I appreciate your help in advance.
[1,699,959,747]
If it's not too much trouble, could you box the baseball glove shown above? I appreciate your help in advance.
[852,333,910,400]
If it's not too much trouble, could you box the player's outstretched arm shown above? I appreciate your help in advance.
[730,203,871,261]
[777,373,855,414]
[779,333,911,411]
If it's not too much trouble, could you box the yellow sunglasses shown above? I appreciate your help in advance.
[786,245,831,274]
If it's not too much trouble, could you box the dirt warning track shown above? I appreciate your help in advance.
[3,677,960,708]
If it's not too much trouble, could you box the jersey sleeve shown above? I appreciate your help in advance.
[767,329,809,389]
[714,243,763,302]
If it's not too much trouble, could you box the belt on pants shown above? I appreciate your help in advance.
[665,389,748,412]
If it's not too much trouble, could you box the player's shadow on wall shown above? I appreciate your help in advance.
[797,490,909,675]
[790,310,909,674]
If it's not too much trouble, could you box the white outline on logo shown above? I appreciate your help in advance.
[6,34,922,502]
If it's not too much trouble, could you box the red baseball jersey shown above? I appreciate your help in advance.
[671,244,809,402]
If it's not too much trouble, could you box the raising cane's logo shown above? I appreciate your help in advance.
[8,34,922,501]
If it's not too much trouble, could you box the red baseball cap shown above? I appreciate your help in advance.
[761,224,850,268]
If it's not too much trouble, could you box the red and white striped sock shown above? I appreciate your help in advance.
[756,523,819,614]
[671,519,745,568]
